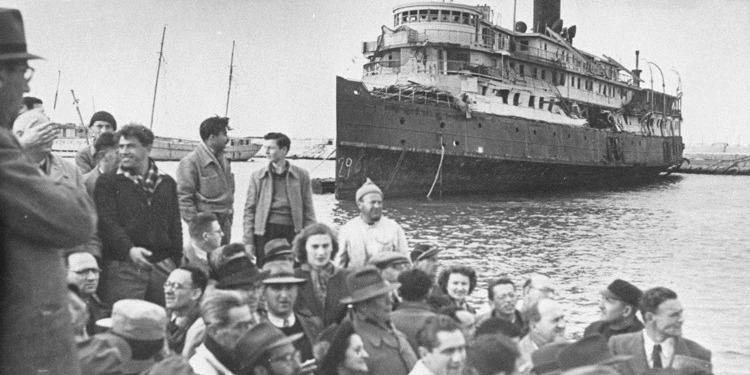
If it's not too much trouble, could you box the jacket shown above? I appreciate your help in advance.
[260,312,324,353]
[176,142,235,222]
[242,161,316,244]
[608,331,711,375]
[353,317,418,375]
[391,301,437,352]
[94,168,183,264]
[181,241,211,276]
[1,127,95,374]
[294,265,350,326]
[475,308,528,337]
[189,344,236,375]
[76,144,96,173]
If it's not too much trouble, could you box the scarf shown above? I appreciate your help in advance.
[301,262,335,307]
[119,158,162,203]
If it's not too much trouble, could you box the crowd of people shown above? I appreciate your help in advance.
[0,8,713,375]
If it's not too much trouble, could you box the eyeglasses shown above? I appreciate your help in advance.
[7,65,34,82]
[72,268,101,276]
[163,281,192,290]
[269,349,301,364]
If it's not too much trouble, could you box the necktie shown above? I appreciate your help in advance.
[283,318,290,327]
[652,344,663,369]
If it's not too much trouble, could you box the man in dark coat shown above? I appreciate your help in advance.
[584,279,644,341]
[609,287,712,375]
[0,8,96,374]
[390,269,436,352]
[95,124,182,307]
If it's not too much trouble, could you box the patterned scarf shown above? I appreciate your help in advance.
[302,262,335,306]
[119,158,162,203]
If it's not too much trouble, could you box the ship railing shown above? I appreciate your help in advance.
[375,27,510,52]
[363,60,402,76]
[370,84,456,109]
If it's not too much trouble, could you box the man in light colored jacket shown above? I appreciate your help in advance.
[243,132,315,266]
[177,116,235,244]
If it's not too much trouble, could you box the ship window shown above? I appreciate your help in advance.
[539,97,545,109]
[497,89,510,104]
[520,40,529,51]
[577,77,581,89]
[529,95,535,107]
[462,13,470,25]
[541,70,546,80]
[409,10,417,22]
[394,15,399,26]
[559,72,565,85]
[519,64,525,76]
[429,9,439,21]
[469,14,476,26]
[513,93,520,106]
[419,10,427,22]
[441,10,450,22]
[532,67,538,78]
[452,11,460,23]
[402,12,408,23]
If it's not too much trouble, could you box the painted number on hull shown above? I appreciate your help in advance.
[338,157,353,179]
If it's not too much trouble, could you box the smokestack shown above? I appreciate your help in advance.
[633,50,642,88]
[533,0,561,33]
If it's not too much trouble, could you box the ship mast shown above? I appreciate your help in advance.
[150,26,166,130]
[225,40,235,117]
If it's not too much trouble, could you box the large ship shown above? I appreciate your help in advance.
[52,124,262,161]
[335,0,683,199]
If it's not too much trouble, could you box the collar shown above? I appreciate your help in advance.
[353,316,400,348]
[189,241,209,262]
[643,330,675,367]
[197,141,224,167]
[267,312,296,328]
[37,153,52,174]
[261,160,298,179]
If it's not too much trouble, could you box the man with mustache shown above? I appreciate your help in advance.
[517,298,567,374]
[335,179,409,269]
[261,262,322,364]
[65,251,109,336]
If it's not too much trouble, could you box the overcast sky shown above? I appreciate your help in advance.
[6,0,750,145]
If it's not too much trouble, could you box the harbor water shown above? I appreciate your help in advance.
[158,159,749,374]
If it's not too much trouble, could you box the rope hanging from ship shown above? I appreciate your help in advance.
[426,138,446,200]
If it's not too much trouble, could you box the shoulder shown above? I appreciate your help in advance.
[584,320,606,336]
[609,331,641,349]
[289,163,310,178]
[680,337,712,361]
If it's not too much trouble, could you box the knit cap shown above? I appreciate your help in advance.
[89,111,117,130]
[355,178,383,201]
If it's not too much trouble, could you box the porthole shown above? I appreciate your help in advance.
[453,141,460,146]
[400,139,406,144]
[533,130,537,135]
[353,90,359,95]
[478,123,482,128]
[515,127,519,133]
[440,122,446,128]
[400,117,405,125]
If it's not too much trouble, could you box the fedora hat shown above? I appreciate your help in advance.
[531,342,571,375]
[234,322,303,371]
[0,8,42,61]
[262,262,306,285]
[410,244,442,262]
[367,251,410,269]
[216,259,267,290]
[78,332,158,375]
[340,266,400,304]
[264,238,294,262]
[559,335,632,373]
[95,299,167,341]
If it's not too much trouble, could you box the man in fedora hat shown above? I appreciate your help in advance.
[584,279,644,341]
[609,287,711,375]
[335,178,409,269]
[411,244,442,280]
[368,251,412,310]
[0,7,96,374]
[80,299,191,375]
[342,266,418,375]
[261,262,323,364]
[234,322,308,375]
[189,291,256,375]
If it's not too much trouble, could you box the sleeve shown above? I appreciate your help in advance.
[301,170,317,227]
[0,131,94,248]
[75,146,95,174]
[94,173,134,261]
[168,178,184,265]
[396,223,409,255]
[175,157,198,223]
[242,172,258,245]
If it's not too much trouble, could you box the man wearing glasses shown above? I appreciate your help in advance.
[477,277,528,336]
[164,266,208,354]
[0,8,96,374]
[518,273,556,314]
[65,251,109,336]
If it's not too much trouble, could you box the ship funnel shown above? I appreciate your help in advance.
[533,0,561,33]
[515,21,527,33]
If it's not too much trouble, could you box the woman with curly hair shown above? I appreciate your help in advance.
[319,320,370,375]
[437,265,478,314]
[292,223,350,325]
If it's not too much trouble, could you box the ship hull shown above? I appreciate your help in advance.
[335,77,683,200]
